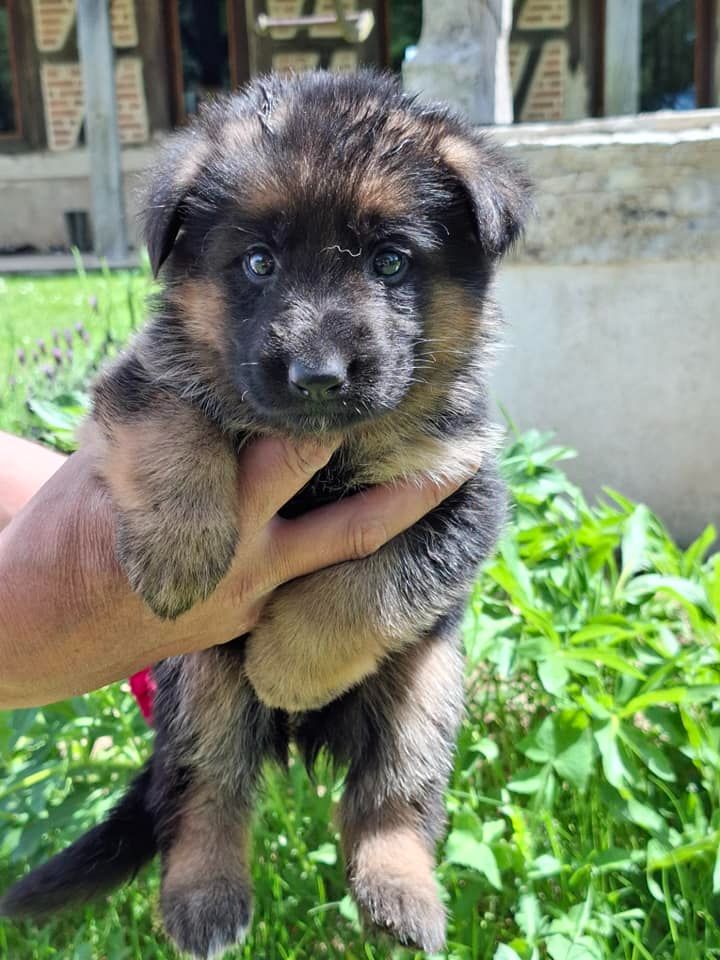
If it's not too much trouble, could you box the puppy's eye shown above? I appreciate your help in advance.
[372,248,408,281]
[244,248,276,280]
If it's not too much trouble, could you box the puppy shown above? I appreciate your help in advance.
[1,71,530,957]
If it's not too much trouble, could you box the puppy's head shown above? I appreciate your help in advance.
[145,71,531,435]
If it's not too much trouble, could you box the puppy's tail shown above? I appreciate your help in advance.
[0,763,156,918]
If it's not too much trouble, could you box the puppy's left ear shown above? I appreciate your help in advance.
[439,132,533,258]
[142,129,211,277]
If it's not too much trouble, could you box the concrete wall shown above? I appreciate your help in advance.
[494,260,720,543]
[490,111,720,543]
[0,144,152,251]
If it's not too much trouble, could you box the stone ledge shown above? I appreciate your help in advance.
[0,139,161,181]
[489,108,720,144]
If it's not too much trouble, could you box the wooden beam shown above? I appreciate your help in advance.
[76,0,128,261]
[695,0,718,108]
[603,0,641,116]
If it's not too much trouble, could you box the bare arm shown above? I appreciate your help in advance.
[0,433,463,708]
[0,432,66,531]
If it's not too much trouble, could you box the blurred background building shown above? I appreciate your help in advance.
[0,0,718,541]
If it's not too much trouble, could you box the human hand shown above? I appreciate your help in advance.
[0,434,465,707]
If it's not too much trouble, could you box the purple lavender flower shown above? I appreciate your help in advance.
[37,338,47,355]
[63,328,74,348]
[15,347,26,365]
[42,364,55,381]
[52,347,63,366]
[65,348,74,365]
[31,350,39,364]
[52,329,60,346]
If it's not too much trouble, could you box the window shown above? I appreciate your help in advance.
[641,0,697,110]
[640,0,718,112]
[176,0,231,115]
[0,0,20,136]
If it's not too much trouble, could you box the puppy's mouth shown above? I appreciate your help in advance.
[241,391,388,437]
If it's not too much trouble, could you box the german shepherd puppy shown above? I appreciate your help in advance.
[1,71,530,957]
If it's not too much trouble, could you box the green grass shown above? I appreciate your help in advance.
[1,274,719,960]
[0,266,150,437]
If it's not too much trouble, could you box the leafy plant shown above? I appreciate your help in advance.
[446,429,720,959]
[0,260,150,442]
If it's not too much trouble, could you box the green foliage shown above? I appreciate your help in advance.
[0,261,151,440]
[449,429,720,959]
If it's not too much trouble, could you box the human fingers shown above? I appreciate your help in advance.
[235,435,337,527]
[269,469,474,583]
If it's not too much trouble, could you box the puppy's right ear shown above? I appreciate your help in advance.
[143,130,211,277]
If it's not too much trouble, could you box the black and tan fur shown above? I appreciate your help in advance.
[1,71,531,957]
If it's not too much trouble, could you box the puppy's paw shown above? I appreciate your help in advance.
[244,607,381,712]
[161,879,252,959]
[348,829,446,954]
[116,513,237,619]
[353,874,446,953]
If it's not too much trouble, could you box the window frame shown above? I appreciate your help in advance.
[0,0,23,140]
[695,0,718,108]
[631,0,718,114]
[164,0,242,127]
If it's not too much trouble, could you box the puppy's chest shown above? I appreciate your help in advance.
[277,430,492,520]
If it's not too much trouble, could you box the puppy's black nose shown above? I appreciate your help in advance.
[288,358,346,401]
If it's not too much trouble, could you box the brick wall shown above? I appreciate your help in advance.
[110,0,138,48]
[32,0,138,51]
[114,57,149,144]
[31,0,76,53]
[516,0,570,30]
[511,0,574,122]
[520,40,567,121]
[32,0,148,151]
[40,62,83,152]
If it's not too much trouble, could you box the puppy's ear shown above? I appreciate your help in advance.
[438,132,533,258]
[143,130,211,277]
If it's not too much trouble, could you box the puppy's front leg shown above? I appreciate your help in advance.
[84,357,239,619]
[245,466,503,710]
[244,556,403,711]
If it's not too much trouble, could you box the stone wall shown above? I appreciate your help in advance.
[0,144,153,250]
[493,110,720,266]
[30,0,149,152]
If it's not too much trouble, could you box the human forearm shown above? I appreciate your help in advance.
[0,432,66,532]
[0,448,249,707]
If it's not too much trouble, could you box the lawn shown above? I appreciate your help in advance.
[1,274,719,960]
[0,266,149,438]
